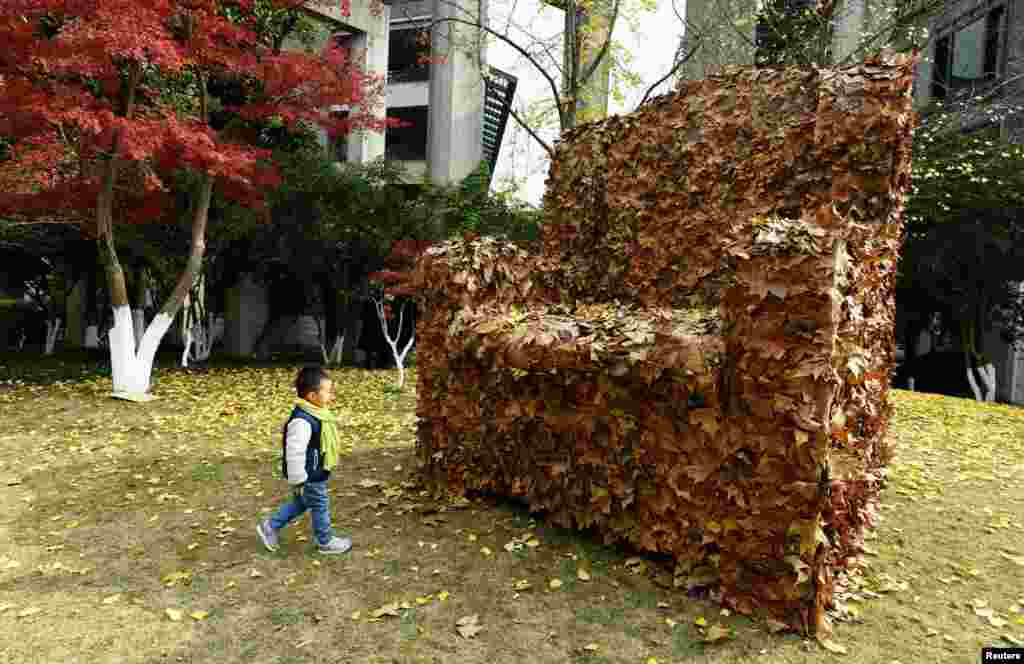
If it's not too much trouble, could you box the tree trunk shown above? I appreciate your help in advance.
[44,317,62,355]
[960,317,997,402]
[102,170,214,397]
[131,267,147,349]
[373,297,416,388]
[318,276,347,366]
[84,246,100,349]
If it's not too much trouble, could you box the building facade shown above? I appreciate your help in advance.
[62,0,517,358]
[677,0,1024,404]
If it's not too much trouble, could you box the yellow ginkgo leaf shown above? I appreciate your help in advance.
[577,568,591,581]
[438,590,450,602]
[190,610,209,621]
[549,579,563,590]
[351,610,361,620]
[165,608,184,622]
[818,638,848,655]
[102,594,121,605]
[695,616,707,627]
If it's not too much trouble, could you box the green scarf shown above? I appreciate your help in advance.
[295,398,346,471]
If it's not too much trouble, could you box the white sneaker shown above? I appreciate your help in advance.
[257,520,279,552]
[318,536,352,554]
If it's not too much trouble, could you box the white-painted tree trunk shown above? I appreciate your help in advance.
[181,326,194,369]
[373,297,415,389]
[110,305,174,398]
[316,316,345,367]
[194,315,213,362]
[328,333,344,365]
[966,363,996,402]
[44,318,62,355]
[132,309,146,349]
[84,325,100,348]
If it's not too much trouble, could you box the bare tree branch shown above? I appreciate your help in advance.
[635,39,701,109]
[508,104,557,159]
[423,10,568,130]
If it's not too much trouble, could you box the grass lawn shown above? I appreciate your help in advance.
[0,353,1022,664]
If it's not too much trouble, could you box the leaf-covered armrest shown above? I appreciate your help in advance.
[408,236,559,311]
[719,212,850,425]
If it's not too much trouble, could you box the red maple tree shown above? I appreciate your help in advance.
[0,0,386,396]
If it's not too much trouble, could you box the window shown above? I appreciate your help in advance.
[385,106,428,161]
[388,27,430,83]
[330,108,350,163]
[932,5,1005,101]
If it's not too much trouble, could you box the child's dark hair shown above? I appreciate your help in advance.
[295,366,330,398]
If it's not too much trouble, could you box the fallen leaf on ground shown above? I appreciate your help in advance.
[818,638,848,654]
[249,569,263,578]
[525,538,540,547]
[438,590,450,602]
[513,579,532,591]
[456,614,483,638]
[703,624,732,643]
[577,568,591,581]
[351,610,361,621]
[190,610,209,621]
[1000,552,1024,567]
[695,616,707,627]
[102,594,121,604]
[549,579,563,590]
[162,570,191,587]
[165,608,184,622]
[372,602,400,618]
[583,643,599,651]
[480,547,492,556]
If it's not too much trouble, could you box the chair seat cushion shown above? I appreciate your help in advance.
[445,301,725,379]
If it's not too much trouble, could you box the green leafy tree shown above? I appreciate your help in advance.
[898,99,1024,400]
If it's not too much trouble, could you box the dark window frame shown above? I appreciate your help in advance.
[388,24,431,83]
[385,105,428,161]
[931,3,1006,102]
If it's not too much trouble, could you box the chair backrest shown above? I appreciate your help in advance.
[541,57,916,309]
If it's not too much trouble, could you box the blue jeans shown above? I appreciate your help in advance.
[268,480,334,546]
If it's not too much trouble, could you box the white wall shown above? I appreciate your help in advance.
[388,81,430,108]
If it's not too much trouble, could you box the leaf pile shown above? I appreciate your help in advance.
[408,54,917,635]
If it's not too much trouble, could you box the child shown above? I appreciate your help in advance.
[257,366,352,554]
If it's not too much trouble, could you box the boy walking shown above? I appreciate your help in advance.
[257,366,352,554]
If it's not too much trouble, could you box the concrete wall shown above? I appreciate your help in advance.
[387,80,429,107]
[426,0,485,184]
